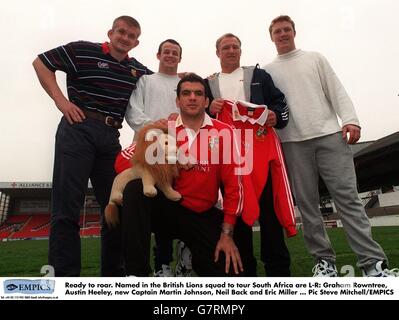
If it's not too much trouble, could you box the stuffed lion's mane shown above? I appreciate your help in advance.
[104,123,181,226]
[132,124,179,189]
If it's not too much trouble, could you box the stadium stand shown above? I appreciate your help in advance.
[0,192,10,224]
[0,213,101,240]
[0,185,101,240]
[10,214,50,239]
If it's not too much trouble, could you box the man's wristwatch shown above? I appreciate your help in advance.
[221,226,234,237]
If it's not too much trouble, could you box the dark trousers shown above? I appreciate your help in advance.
[122,180,238,277]
[49,117,124,276]
[235,175,291,276]
[153,235,173,272]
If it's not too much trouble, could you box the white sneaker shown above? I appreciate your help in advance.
[362,261,399,277]
[153,264,174,277]
[175,240,193,277]
[312,259,338,277]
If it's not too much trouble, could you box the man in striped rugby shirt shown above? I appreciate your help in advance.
[32,16,151,276]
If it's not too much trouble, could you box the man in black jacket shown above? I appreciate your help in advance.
[206,33,292,276]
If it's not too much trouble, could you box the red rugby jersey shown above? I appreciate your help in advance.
[217,99,296,237]
[173,116,243,224]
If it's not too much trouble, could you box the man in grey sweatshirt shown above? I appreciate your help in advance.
[265,15,397,277]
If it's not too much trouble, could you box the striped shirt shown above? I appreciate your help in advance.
[38,41,152,120]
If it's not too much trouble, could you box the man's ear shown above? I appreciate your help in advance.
[216,49,220,58]
[132,39,140,49]
[107,29,113,39]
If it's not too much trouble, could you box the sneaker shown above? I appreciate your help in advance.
[175,240,193,277]
[362,261,399,277]
[153,264,174,277]
[312,259,338,277]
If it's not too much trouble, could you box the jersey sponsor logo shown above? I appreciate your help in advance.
[208,137,219,149]
[256,126,267,140]
[97,61,109,69]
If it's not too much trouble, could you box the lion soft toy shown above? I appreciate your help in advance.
[104,124,182,226]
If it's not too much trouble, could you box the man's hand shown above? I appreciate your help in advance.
[152,118,169,129]
[177,72,187,79]
[153,113,179,128]
[177,163,195,171]
[58,100,86,125]
[214,227,243,275]
[209,98,224,115]
[342,124,361,144]
[266,110,277,127]
[168,113,179,121]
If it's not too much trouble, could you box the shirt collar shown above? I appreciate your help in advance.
[101,42,130,60]
[175,113,213,129]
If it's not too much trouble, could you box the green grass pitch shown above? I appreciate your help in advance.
[1,226,398,277]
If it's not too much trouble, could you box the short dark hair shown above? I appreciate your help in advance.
[269,15,296,38]
[157,39,182,58]
[112,16,141,30]
[176,73,206,97]
[216,33,241,50]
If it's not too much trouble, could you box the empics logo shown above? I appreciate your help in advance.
[4,279,55,294]
[5,283,18,291]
